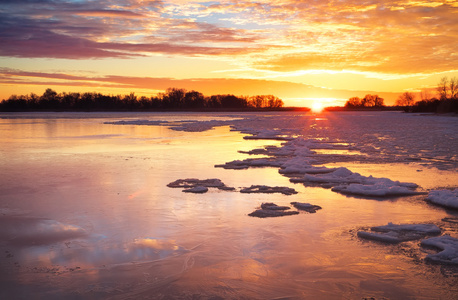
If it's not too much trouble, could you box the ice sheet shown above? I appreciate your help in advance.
[1,111,457,299]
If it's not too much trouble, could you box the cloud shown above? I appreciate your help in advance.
[0,68,400,104]
[0,0,456,75]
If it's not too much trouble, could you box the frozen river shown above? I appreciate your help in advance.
[0,111,457,299]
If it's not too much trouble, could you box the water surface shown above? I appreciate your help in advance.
[1,111,457,299]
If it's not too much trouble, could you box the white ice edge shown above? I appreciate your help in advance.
[426,189,458,209]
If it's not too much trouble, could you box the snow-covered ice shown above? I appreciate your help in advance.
[290,202,322,213]
[215,158,285,169]
[289,167,421,197]
[167,178,235,191]
[3,111,457,299]
[248,202,299,218]
[240,185,298,195]
[261,203,292,211]
[421,235,458,264]
[183,186,209,193]
[332,182,423,197]
[357,223,441,244]
[426,189,458,209]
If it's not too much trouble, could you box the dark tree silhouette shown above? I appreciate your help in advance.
[396,92,415,107]
[0,88,285,111]
[344,95,384,109]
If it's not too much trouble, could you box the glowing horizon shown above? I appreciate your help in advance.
[1,0,457,107]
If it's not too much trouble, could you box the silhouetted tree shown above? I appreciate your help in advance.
[396,92,415,107]
[345,97,361,108]
[162,88,186,109]
[361,94,384,107]
[450,77,458,100]
[437,77,449,100]
[0,88,284,111]
[184,91,205,108]
[266,95,284,108]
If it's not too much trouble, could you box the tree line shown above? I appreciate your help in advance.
[0,88,284,111]
[342,77,458,113]
[344,94,385,109]
[394,77,458,113]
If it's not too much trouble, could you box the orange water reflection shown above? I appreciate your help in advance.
[0,113,457,299]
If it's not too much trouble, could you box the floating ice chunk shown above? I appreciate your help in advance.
[248,209,299,218]
[169,120,227,132]
[278,156,318,175]
[357,222,441,244]
[261,203,291,210]
[290,202,322,213]
[243,129,292,141]
[426,189,458,209]
[240,185,298,195]
[167,178,235,191]
[421,235,458,264]
[279,159,330,175]
[291,167,419,197]
[332,182,422,197]
[357,231,406,244]
[215,158,284,170]
[292,167,360,184]
[183,186,208,193]
[371,223,441,234]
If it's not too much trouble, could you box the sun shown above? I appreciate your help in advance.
[311,101,324,113]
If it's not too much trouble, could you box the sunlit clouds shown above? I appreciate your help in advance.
[1,0,457,106]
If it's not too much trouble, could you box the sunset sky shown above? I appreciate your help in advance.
[1,0,457,107]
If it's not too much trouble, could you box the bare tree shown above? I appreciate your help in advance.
[420,89,432,101]
[396,92,415,106]
[437,77,449,100]
[449,77,458,99]
[345,97,361,108]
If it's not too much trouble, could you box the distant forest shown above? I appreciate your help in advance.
[0,88,284,112]
[341,76,458,113]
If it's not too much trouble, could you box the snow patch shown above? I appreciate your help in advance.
[260,203,291,211]
[357,223,441,244]
[291,167,420,197]
[167,178,235,192]
[183,186,209,193]
[290,202,322,213]
[241,129,293,141]
[421,235,458,264]
[332,182,422,197]
[240,185,298,195]
[426,189,458,209]
[215,158,285,169]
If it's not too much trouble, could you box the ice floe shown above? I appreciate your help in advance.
[261,202,291,210]
[290,202,322,213]
[357,223,441,244]
[215,158,284,169]
[331,182,422,197]
[248,202,299,218]
[240,185,298,195]
[169,120,228,132]
[183,186,209,193]
[421,235,458,264]
[167,178,235,192]
[290,167,421,197]
[426,189,458,209]
[240,129,293,141]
